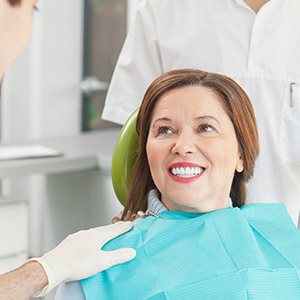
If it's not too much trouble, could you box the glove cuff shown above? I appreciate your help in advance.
[26,257,59,297]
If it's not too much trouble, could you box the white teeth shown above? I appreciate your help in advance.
[170,166,204,178]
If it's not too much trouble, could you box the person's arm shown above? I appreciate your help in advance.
[102,0,163,125]
[0,261,47,300]
[0,222,136,300]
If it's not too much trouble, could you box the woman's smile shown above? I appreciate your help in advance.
[168,162,205,183]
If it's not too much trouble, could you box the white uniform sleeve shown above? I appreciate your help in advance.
[102,0,163,125]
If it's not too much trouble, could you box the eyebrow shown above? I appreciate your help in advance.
[152,117,172,125]
[193,115,221,125]
[152,115,221,126]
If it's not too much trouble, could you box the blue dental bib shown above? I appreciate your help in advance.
[81,204,300,299]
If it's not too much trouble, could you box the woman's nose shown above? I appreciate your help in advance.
[171,133,198,155]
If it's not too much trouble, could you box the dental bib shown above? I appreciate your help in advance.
[81,204,300,299]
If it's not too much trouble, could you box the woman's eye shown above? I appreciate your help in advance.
[157,126,173,135]
[198,124,215,133]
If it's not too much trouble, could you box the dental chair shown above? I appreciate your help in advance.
[111,109,139,205]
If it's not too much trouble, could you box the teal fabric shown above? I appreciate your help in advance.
[81,204,300,299]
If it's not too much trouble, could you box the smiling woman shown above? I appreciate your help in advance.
[146,85,245,213]
[123,69,259,220]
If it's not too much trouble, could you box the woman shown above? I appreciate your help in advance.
[57,69,300,299]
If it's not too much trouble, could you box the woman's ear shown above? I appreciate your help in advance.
[236,156,244,173]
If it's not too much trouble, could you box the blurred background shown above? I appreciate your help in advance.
[0,1,140,298]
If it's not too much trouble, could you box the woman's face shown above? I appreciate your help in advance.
[146,86,244,213]
[0,0,37,80]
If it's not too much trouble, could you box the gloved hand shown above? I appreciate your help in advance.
[29,221,136,297]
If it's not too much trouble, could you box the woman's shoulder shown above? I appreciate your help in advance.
[240,203,296,226]
[240,203,300,266]
[102,216,158,251]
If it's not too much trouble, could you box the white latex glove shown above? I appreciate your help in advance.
[29,221,136,297]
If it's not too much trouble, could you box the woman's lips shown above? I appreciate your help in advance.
[168,162,205,183]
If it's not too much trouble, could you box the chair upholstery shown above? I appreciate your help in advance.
[111,109,139,205]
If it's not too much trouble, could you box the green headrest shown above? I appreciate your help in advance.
[111,109,139,206]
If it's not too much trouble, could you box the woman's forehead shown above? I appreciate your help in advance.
[151,86,227,120]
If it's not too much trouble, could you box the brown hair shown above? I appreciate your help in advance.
[121,69,259,220]
[7,0,22,5]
